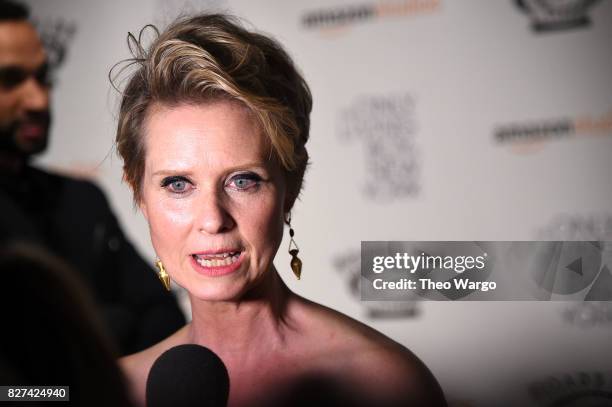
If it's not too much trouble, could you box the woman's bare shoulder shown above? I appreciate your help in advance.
[291,295,405,353]
[120,325,190,406]
[291,297,447,406]
[346,339,447,406]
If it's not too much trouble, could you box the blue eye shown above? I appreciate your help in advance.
[161,176,192,194]
[228,173,261,191]
[170,180,187,191]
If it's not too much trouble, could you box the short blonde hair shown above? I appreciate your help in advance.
[114,14,312,208]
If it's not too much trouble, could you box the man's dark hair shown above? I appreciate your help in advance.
[0,0,29,21]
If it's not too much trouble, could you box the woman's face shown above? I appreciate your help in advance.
[140,100,287,301]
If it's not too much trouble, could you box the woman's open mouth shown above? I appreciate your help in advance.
[190,250,244,276]
[193,251,241,267]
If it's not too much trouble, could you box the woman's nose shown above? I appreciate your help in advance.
[197,192,235,235]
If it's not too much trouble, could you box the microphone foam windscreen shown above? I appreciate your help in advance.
[146,344,230,407]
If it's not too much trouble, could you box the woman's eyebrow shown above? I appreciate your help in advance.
[226,162,270,172]
[151,170,194,177]
[151,162,270,177]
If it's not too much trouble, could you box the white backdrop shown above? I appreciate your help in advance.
[24,1,612,405]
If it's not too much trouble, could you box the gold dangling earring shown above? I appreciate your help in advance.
[286,214,302,280]
[154,258,171,291]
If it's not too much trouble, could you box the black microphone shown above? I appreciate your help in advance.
[146,344,230,407]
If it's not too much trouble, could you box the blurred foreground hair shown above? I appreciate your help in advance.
[0,243,133,406]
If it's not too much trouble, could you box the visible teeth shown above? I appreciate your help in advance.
[205,253,229,259]
[195,252,240,267]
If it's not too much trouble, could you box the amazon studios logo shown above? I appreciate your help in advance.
[494,110,612,152]
[516,0,602,33]
[301,0,439,30]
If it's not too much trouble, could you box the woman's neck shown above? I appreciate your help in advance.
[186,268,297,364]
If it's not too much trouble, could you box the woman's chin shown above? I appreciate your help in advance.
[185,278,251,303]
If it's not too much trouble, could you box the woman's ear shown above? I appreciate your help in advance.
[139,199,149,221]
[283,186,297,215]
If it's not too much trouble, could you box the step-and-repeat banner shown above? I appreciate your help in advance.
[25,1,612,405]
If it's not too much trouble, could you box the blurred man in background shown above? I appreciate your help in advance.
[0,0,185,355]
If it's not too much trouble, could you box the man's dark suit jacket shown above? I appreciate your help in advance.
[0,166,185,355]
